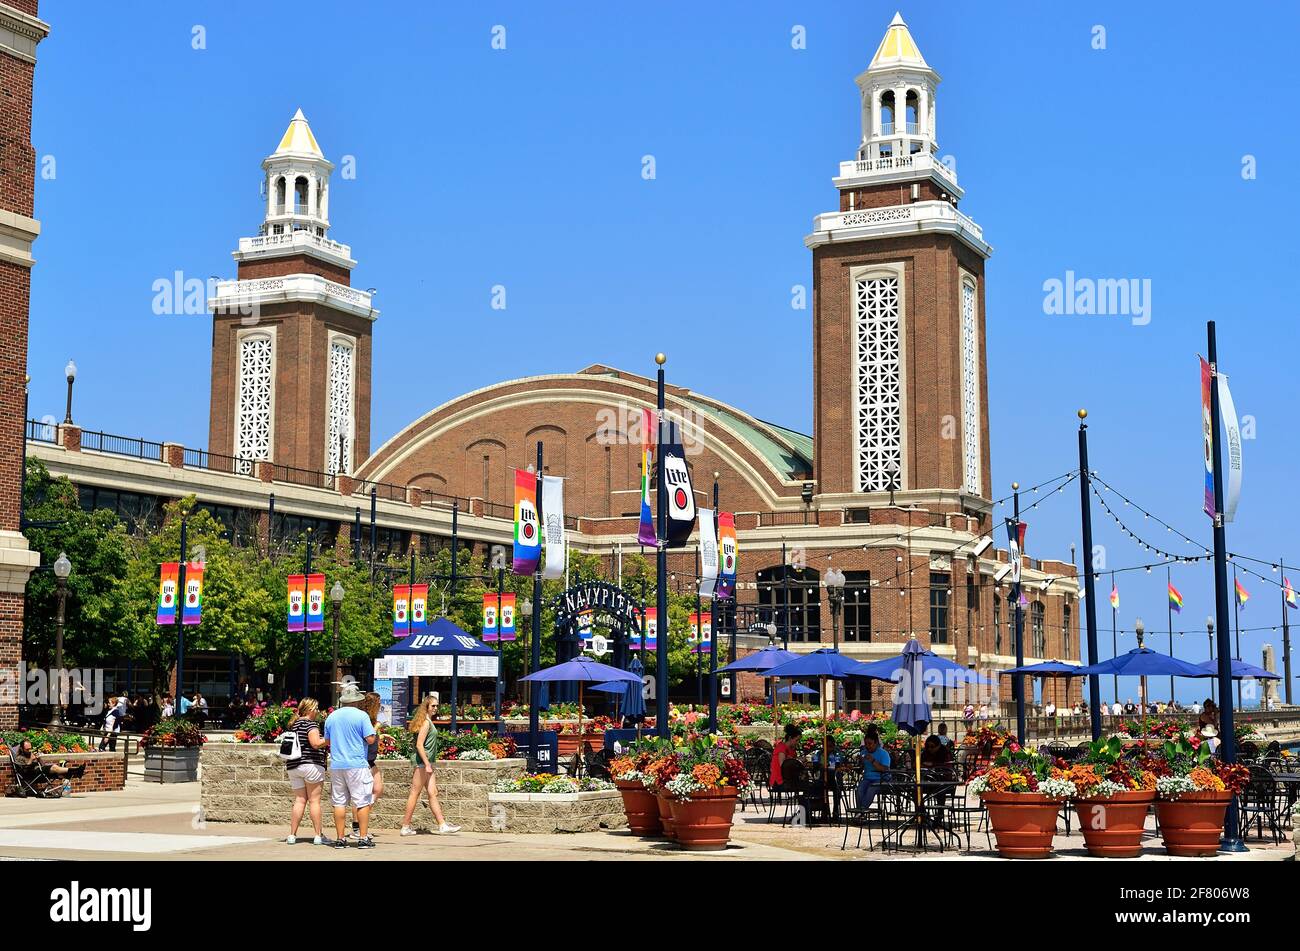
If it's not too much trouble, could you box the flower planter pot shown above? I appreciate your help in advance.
[143,747,201,783]
[655,791,678,840]
[615,780,662,837]
[668,787,739,851]
[557,732,604,758]
[981,791,1061,858]
[1073,790,1155,858]
[1155,790,1232,857]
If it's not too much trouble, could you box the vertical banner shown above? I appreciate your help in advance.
[499,592,517,641]
[409,583,428,633]
[182,563,204,626]
[688,612,699,643]
[718,512,737,598]
[305,573,326,631]
[695,615,712,653]
[578,608,594,644]
[634,607,657,651]
[661,427,696,547]
[393,584,410,637]
[287,573,306,632]
[1167,582,1183,614]
[481,593,499,642]
[638,408,657,546]
[1006,520,1027,585]
[1201,356,1215,520]
[156,563,179,625]
[697,508,718,599]
[513,469,541,575]
[1216,371,1242,522]
[540,475,567,580]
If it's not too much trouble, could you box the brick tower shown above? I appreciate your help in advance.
[806,13,992,509]
[0,0,47,728]
[208,109,377,476]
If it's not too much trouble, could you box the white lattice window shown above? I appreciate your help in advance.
[853,273,903,492]
[234,334,273,468]
[326,336,354,474]
[960,278,981,495]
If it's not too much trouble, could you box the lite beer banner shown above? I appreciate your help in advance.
[499,592,517,641]
[287,574,306,632]
[689,613,712,649]
[481,593,499,642]
[718,512,737,598]
[409,583,428,633]
[182,563,204,626]
[156,563,179,625]
[306,573,326,632]
[513,469,541,575]
[393,584,411,637]
[630,607,657,651]
[697,507,718,599]
[541,475,567,580]
[1201,357,1215,520]
[661,426,696,548]
[637,408,657,546]
[1006,520,1027,585]
[1216,371,1242,523]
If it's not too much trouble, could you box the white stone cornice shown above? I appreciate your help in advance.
[0,208,39,267]
[805,200,992,258]
[234,231,355,270]
[0,5,50,64]
[0,530,39,594]
[208,275,378,321]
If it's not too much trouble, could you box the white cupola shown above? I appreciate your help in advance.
[260,109,335,237]
[854,13,941,162]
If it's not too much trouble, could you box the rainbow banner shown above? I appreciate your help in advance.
[691,613,712,653]
[1235,578,1250,608]
[410,583,428,633]
[181,564,204,626]
[513,469,541,575]
[393,584,410,637]
[718,512,737,597]
[637,408,657,546]
[1109,584,1120,611]
[578,608,595,644]
[661,427,696,548]
[1285,578,1297,609]
[1168,582,1183,614]
[630,607,657,651]
[156,563,179,625]
[287,573,306,632]
[499,593,517,641]
[306,573,326,632]
[482,593,499,642]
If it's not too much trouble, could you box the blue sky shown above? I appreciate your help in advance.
[27,2,1300,700]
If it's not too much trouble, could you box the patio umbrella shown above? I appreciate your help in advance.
[891,639,932,825]
[1195,658,1281,680]
[1075,647,1213,721]
[520,657,642,757]
[999,660,1085,739]
[854,650,994,685]
[765,649,885,769]
[622,654,647,720]
[719,645,801,736]
[774,683,819,698]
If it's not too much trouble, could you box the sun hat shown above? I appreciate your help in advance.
[338,684,366,704]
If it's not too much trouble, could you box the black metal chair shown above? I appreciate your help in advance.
[6,746,65,798]
[740,748,769,813]
[1238,765,1285,844]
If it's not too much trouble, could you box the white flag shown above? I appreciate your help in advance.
[541,476,567,579]
[698,507,718,599]
[1216,372,1242,522]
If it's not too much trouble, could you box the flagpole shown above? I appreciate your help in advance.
[1233,565,1242,711]
[527,440,544,770]
[1110,570,1118,712]
[1011,482,1026,745]
[708,474,720,733]
[1207,320,1245,852]
[654,354,670,739]
[1167,566,1175,707]
[1282,557,1293,705]
[1076,412,1103,741]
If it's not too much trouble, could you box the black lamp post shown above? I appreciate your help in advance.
[825,566,845,715]
[52,551,71,725]
[1134,618,1147,714]
[330,580,344,705]
[63,360,76,425]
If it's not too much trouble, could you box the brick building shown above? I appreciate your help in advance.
[17,13,1081,715]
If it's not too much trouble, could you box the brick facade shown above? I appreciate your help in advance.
[0,750,126,795]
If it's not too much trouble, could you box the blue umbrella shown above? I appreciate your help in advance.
[622,655,647,719]
[854,650,994,685]
[521,657,642,747]
[1075,647,1214,678]
[891,639,932,736]
[1195,658,1281,680]
[1000,660,1085,676]
[717,645,798,673]
[774,683,818,697]
[765,649,884,766]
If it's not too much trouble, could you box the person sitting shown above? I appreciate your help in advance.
[855,725,892,812]
[14,739,86,785]
[920,734,953,770]
[769,724,802,792]
[935,722,953,748]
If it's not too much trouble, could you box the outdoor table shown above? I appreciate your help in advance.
[877,779,960,853]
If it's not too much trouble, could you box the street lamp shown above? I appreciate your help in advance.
[1134,617,1147,715]
[52,551,71,725]
[825,567,845,651]
[520,597,533,706]
[330,580,344,705]
[63,360,76,425]
[765,621,777,645]
[1206,616,1215,661]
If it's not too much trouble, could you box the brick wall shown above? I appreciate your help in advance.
[1,751,126,795]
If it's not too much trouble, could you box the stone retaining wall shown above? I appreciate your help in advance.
[487,790,627,834]
[1,751,126,795]
[200,744,524,832]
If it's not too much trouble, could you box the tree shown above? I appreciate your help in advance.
[21,459,131,666]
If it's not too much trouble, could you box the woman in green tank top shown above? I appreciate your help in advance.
[400,694,459,835]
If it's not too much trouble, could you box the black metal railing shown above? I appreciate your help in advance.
[481,500,514,520]
[268,463,335,491]
[352,479,406,503]
[183,447,257,477]
[80,429,166,462]
[25,419,59,443]
[757,510,813,527]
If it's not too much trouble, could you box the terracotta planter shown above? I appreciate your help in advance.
[981,791,1061,859]
[1073,790,1156,858]
[655,792,677,840]
[557,732,604,758]
[615,779,662,837]
[668,787,739,851]
[1155,790,1232,857]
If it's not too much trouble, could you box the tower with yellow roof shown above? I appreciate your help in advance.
[805,12,992,512]
[207,109,376,477]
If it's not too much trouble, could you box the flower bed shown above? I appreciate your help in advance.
[0,729,92,756]
[140,718,207,749]
[492,774,613,794]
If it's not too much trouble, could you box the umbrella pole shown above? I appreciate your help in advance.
[578,681,584,777]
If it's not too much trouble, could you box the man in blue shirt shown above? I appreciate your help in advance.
[855,727,891,811]
[324,684,377,848]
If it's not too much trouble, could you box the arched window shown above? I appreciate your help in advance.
[1031,601,1046,657]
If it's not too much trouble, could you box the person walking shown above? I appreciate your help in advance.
[346,690,387,839]
[323,684,378,848]
[98,694,126,751]
[285,698,330,845]
[400,694,459,836]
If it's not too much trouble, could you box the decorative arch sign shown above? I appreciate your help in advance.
[552,580,644,639]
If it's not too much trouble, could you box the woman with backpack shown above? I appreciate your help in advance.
[283,697,330,845]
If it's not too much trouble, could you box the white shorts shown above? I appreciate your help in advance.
[329,767,374,808]
[288,763,325,789]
